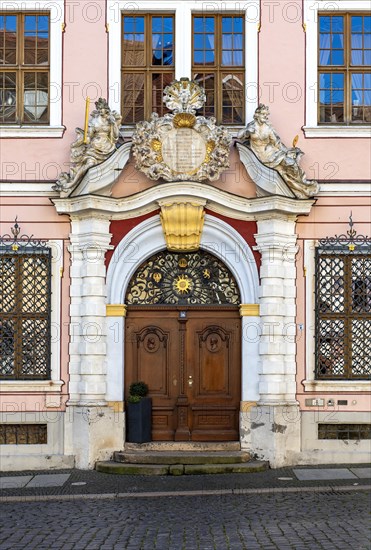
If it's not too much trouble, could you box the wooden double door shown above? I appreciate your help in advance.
[125,307,241,441]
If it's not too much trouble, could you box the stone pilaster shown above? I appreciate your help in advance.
[249,216,301,467]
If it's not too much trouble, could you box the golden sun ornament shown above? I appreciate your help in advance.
[174,275,192,294]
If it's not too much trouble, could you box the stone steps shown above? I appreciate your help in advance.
[96,460,269,476]
[113,450,251,465]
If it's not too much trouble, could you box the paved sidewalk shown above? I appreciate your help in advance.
[0,463,370,501]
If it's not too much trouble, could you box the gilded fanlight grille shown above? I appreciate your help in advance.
[315,216,371,380]
[126,250,240,305]
[0,221,51,380]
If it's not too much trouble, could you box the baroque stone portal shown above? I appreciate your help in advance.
[132,78,232,182]
[238,104,318,199]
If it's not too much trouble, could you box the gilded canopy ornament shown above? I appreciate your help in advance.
[132,78,232,182]
[238,104,319,199]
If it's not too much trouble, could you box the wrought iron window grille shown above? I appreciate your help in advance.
[315,214,371,380]
[0,219,51,380]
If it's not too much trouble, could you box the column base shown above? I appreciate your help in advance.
[65,404,124,469]
[240,404,301,468]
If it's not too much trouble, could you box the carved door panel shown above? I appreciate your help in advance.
[125,308,241,441]
[125,311,179,440]
[185,310,241,441]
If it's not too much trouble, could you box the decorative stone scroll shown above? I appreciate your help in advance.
[132,78,232,182]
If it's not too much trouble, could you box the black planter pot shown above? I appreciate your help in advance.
[126,397,152,443]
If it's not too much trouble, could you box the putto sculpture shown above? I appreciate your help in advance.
[55,98,121,193]
[132,78,232,182]
[238,104,318,198]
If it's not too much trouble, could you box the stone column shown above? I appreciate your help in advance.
[65,217,123,468]
[250,215,301,467]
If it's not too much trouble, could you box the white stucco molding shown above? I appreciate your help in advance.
[304,0,371,137]
[53,182,315,221]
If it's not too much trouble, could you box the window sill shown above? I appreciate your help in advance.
[0,380,64,393]
[303,125,371,138]
[303,380,371,393]
[0,126,65,138]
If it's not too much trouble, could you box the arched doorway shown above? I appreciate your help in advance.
[124,249,241,441]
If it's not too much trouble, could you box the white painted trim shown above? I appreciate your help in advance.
[318,183,371,196]
[0,240,63,391]
[0,380,64,393]
[304,239,317,386]
[106,214,260,402]
[0,183,58,197]
[0,1,64,130]
[304,1,370,132]
[303,379,371,392]
[303,126,371,138]
[107,0,259,123]
[304,239,371,393]
[0,126,65,138]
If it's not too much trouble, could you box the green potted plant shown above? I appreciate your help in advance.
[126,381,152,443]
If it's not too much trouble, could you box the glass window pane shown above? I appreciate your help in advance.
[222,51,233,65]
[163,17,173,33]
[332,17,343,32]
[6,15,17,32]
[319,17,330,33]
[333,73,344,88]
[222,17,233,33]
[204,17,214,33]
[234,17,243,33]
[233,51,243,66]
[205,34,214,50]
[124,17,134,32]
[152,17,162,33]
[319,50,331,66]
[364,34,371,49]
[0,71,17,123]
[163,50,173,66]
[25,16,37,32]
[193,50,204,64]
[205,50,214,64]
[194,35,203,50]
[365,17,371,33]
[320,34,330,49]
[332,34,343,48]
[320,73,331,88]
[352,16,363,32]
[136,17,144,33]
[351,34,362,49]
[222,34,233,49]
[352,50,364,65]
[332,50,344,65]
[38,16,49,32]
[193,17,204,33]
[364,73,371,88]
[364,51,371,66]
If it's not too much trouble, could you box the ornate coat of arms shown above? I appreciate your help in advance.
[132,78,232,182]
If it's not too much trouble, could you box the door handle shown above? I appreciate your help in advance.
[188,375,193,386]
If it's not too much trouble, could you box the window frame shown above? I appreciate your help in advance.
[0,12,50,126]
[191,13,245,125]
[303,239,371,392]
[121,12,175,124]
[107,0,259,135]
[317,12,371,126]
[0,240,63,393]
[304,0,370,137]
[0,0,64,137]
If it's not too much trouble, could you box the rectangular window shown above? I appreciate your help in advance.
[0,248,51,380]
[121,14,175,124]
[0,424,47,444]
[315,248,371,380]
[318,13,371,124]
[318,424,371,440]
[192,14,245,125]
[0,13,50,125]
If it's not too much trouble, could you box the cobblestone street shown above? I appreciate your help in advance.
[0,489,370,549]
